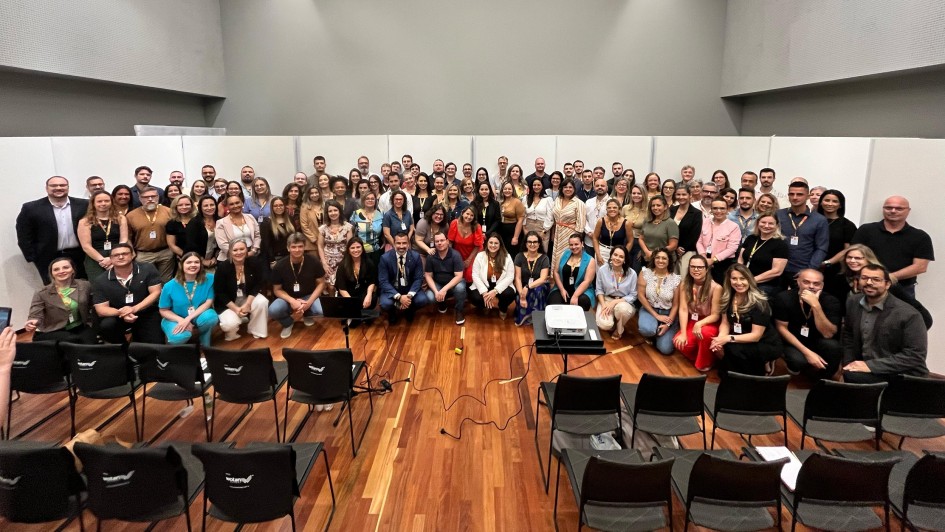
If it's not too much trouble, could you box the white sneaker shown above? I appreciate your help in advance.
[252,334,267,339]
[223,331,241,342]
[280,324,294,339]
[303,317,315,327]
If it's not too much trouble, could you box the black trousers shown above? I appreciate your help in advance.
[98,311,164,345]
[782,337,842,377]
[33,324,98,344]
[469,286,516,312]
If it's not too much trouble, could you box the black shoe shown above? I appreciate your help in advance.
[438,302,448,313]
[388,314,400,326]
[455,310,465,325]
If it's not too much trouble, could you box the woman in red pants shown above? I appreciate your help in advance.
[673,254,722,371]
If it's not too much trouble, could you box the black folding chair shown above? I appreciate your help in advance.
[282,348,374,455]
[0,441,86,530]
[74,442,194,531]
[900,453,945,532]
[557,448,674,532]
[623,374,707,449]
[202,346,288,442]
[534,374,623,493]
[192,442,336,532]
[786,379,886,450]
[683,452,787,531]
[880,375,945,449]
[62,342,141,441]
[131,342,212,443]
[703,372,790,448]
[5,341,75,440]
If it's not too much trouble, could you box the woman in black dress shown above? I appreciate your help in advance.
[710,264,782,376]
[737,214,789,297]
[816,189,857,303]
[335,238,379,324]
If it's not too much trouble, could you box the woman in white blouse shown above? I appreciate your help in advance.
[696,199,741,284]
[215,194,261,261]
[636,247,681,354]
[595,246,638,340]
[469,232,517,319]
[523,178,553,254]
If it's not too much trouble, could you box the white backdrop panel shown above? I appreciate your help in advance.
[653,136,771,185]
[865,138,945,374]
[473,136,557,180]
[768,137,873,224]
[0,138,57,329]
[556,136,653,179]
[52,136,184,191]
[298,135,389,178]
[182,136,297,191]
[387,136,472,176]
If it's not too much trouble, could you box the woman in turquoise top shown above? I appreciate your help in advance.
[350,191,384,266]
[548,234,597,310]
[159,252,219,345]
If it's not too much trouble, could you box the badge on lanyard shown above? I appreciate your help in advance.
[529,277,536,286]
[706,245,713,256]
[800,325,810,338]
[293,282,301,292]
[103,241,112,251]
[790,236,799,246]
[733,322,743,334]
[236,288,244,298]
[691,312,698,321]
[187,306,195,314]
[257,215,264,223]
[400,222,406,231]
[125,293,134,304]
[491,275,497,284]
[149,230,157,239]
[68,314,76,323]
[399,276,407,287]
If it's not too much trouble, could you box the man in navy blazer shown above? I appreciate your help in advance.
[16,176,89,284]
[378,232,430,323]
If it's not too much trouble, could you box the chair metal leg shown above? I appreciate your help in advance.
[283,390,290,443]
[700,414,707,449]
[710,426,717,450]
[533,390,550,490]
[321,450,336,532]
[140,384,148,441]
[545,430,554,494]
[287,404,316,444]
[201,493,208,532]
[272,396,281,443]
[130,393,140,442]
[553,458,562,522]
[348,399,357,456]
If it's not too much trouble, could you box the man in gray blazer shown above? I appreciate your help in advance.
[841,263,928,383]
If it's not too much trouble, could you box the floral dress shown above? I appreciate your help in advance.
[319,222,353,285]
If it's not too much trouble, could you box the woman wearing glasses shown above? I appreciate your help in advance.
[697,199,741,284]
[673,255,722,371]
[513,231,551,326]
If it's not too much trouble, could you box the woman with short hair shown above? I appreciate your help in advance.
[350,191,384,266]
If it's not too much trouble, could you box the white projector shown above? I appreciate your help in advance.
[545,305,588,337]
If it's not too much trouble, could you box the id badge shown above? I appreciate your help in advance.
[68,314,76,323]
[149,230,157,239]
[103,241,112,251]
[293,282,300,292]
[257,215,263,223]
[236,288,244,298]
[800,326,810,338]
[790,236,799,246]
[733,322,743,334]
[529,278,536,286]
[491,275,497,284]
[691,312,698,321]
[187,306,195,314]
[399,276,407,287]
[125,293,134,304]
[705,245,712,256]
[400,222,406,231]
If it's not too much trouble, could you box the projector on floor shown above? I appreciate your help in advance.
[545,304,588,337]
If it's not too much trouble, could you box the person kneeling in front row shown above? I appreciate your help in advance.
[269,232,326,339]
[379,232,430,324]
[469,232,517,319]
[158,252,219,345]
[773,268,842,378]
[92,244,164,345]
[215,239,269,341]
[423,231,467,325]
[595,245,637,340]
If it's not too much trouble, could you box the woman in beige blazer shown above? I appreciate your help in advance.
[24,257,97,343]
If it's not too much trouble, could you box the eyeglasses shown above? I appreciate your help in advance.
[111,251,132,258]
[859,275,886,284]
[689,265,707,270]
[141,196,158,201]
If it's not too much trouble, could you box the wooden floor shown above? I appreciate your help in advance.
[5,310,944,531]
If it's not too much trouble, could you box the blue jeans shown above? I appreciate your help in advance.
[637,307,679,355]
[425,280,467,312]
[268,294,324,327]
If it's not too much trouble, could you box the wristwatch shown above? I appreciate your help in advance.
[730,335,736,343]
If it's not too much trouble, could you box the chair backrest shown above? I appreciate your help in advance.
[131,342,205,393]
[803,379,886,424]
[0,444,85,523]
[795,453,898,505]
[10,341,68,393]
[688,453,787,504]
[202,347,275,402]
[62,342,134,394]
[635,374,707,417]
[881,375,945,419]
[553,374,622,416]
[714,372,789,417]
[581,456,674,507]
[192,443,299,524]
[73,443,186,521]
[283,348,353,402]
[903,453,945,508]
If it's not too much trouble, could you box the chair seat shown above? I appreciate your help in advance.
[288,389,347,406]
[704,383,783,436]
[794,501,882,532]
[148,381,207,401]
[882,415,945,439]
[541,382,620,436]
[689,499,775,532]
[622,383,703,437]
[652,447,736,504]
[18,380,70,395]
[786,389,875,443]
[78,381,139,399]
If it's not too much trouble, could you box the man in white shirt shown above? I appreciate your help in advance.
[584,178,611,254]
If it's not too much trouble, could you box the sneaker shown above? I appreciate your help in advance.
[224,331,241,342]
[303,317,315,327]
[280,324,294,339]
[253,334,267,339]
[438,302,448,313]
[455,310,465,325]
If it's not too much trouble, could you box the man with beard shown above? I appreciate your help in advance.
[130,166,164,209]
[125,186,175,281]
[17,176,89,283]
[307,155,327,187]
[239,165,255,197]
[728,187,758,243]
[92,243,164,345]
[357,155,371,178]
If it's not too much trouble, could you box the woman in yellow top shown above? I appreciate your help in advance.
[497,181,526,255]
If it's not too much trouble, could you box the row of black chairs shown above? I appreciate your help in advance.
[0,440,335,531]
[535,372,945,492]
[556,445,945,532]
[5,341,374,455]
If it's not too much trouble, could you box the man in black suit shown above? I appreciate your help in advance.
[16,176,89,283]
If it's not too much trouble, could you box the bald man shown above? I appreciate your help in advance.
[526,157,550,191]
[851,196,934,298]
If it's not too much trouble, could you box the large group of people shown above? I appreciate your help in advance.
[15,156,934,384]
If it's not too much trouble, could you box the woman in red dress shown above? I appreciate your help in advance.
[447,205,484,283]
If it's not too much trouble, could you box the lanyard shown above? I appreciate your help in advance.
[747,237,768,261]
[290,256,304,285]
[184,281,198,309]
[397,255,407,277]
[97,218,113,236]
[789,212,808,235]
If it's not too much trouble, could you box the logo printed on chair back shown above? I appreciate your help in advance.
[102,470,135,488]
[223,365,243,375]
[308,364,325,375]
[77,360,97,371]
[0,473,23,489]
[156,358,170,369]
[12,360,30,368]
[225,473,253,489]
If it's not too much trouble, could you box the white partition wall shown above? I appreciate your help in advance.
[473,136,557,179]
[768,137,873,224]
[182,136,296,188]
[52,136,185,190]
[555,136,653,178]
[653,136,771,185]
[387,136,473,177]
[298,136,389,178]
[865,138,945,374]
[0,138,57,329]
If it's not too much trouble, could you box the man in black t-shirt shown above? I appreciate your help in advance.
[423,232,467,325]
[269,233,326,339]
[773,269,842,377]
[92,244,164,345]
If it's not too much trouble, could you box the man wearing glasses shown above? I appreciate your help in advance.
[851,196,933,298]
[16,176,89,283]
[841,263,927,383]
[91,243,164,344]
[125,186,175,281]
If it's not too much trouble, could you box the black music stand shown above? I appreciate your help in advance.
[320,296,377,349]
[532,310,606,374]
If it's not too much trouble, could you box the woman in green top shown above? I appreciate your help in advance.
[638,196,679,263]
[24,257,97,343]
